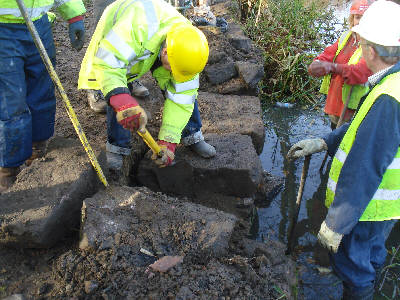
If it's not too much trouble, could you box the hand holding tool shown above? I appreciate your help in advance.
[110,93,148,132]
[287,138,327,160]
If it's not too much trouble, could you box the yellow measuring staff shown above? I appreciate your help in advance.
[16,0,108,187]
[137,128,162,156]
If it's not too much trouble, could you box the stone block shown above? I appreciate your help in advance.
[137,133,263,198]
[235,61,265,89]
[198,92,265,154]
[204,61,237,85]
[80,186,237,257]
[0,137,105,248]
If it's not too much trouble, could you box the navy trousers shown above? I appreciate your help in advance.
[107,99,202,148]
[0,15,56,167]
[330,220,397,298]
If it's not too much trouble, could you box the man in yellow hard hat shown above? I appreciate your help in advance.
[79,0,216,169]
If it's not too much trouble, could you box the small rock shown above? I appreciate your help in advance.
[316,266,332,274]
[65,284,72,293]
[99,238,113,250]
[84,280,99,294]
[114,233,121,245]
[38,283,52,295]
[149,256,184,273]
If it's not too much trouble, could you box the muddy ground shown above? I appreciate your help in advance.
[0,1,296,299]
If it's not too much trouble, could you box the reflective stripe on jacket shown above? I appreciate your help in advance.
[319,31,369,109]
[78,0,197,143]
[326,71,400,221]
[0,0,85,23]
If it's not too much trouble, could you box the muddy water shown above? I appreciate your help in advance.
[258,104,400,299]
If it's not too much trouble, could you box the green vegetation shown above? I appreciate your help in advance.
[236,0,341,105]
[377,245,400,299]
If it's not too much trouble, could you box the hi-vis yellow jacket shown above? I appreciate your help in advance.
[326,71,400,221]
[0,0,85,23]
[319,31,369,110]
[78,0,200,143]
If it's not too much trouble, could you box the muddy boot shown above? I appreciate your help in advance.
[26,140,48,166]
[0,167,19,193]
[87,89,107,113]
[189,140,216,158]
[342,282,374,300]
[128,80,149,97]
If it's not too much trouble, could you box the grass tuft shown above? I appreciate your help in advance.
[236,0,342,105]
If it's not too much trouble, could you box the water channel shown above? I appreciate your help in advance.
[255,2,400,299]
[258,103,400,299]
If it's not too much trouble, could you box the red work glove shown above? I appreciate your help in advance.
[308,60,338,77]
[110,93,147,131]
[151,141,176,167]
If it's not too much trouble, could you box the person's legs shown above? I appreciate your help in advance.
[181,100,216,158]
[25,16,56,165]
[0,23,32,170]
[371,220,397,288]
[330,220,393,300]
[0,22,39,190]
[106,105,131,170]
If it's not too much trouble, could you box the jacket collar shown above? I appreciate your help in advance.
[373,60,400,87]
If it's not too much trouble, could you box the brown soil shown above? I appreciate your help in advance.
[0,1,295,299]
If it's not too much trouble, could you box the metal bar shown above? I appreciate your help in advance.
[286,155,311,254]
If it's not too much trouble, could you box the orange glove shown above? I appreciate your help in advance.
[110,93,147,131]
[308,60,338,77]
[151,141,176,167]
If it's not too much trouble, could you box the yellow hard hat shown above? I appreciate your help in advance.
[166,23,209,83]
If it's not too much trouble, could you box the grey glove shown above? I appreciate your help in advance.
[317,221,343,253]
[287,138,327,160]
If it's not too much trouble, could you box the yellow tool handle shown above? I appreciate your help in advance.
[16,0,108,187]
[137,128,161,156]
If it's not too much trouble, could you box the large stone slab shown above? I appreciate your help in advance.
[137,133,263,198]
[235,61,265,89]
[0,137,105,248]
[79,186,237,257]
[203,60,237,85]
[198,92,265,154]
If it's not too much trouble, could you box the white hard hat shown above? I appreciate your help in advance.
[352,0,400,46]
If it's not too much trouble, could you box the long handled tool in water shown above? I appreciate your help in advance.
[286,155,311,255]
[15,0,110,186]
[319,86,353,172]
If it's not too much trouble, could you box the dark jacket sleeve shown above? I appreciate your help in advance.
[324,94,400,234]
[323,123,349,157]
